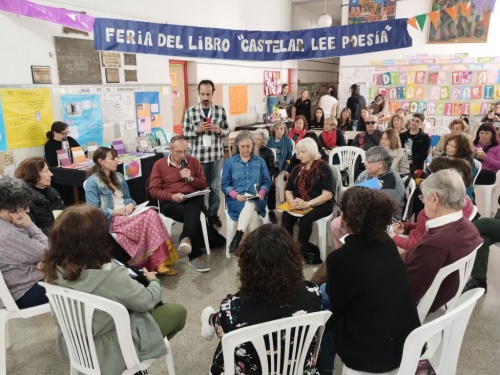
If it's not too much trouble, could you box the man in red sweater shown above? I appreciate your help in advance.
[149,135,210,272]
[402,169,482,313]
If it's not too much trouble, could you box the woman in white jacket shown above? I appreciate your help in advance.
[380,129,410,174]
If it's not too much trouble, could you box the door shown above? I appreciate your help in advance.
[169,61,188,134]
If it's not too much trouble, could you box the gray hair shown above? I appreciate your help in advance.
[272,121,287,134]
[254,128,269,143]
[233,131,258,155]
[365,146,393,171]
[296,137,321,160]
[421,169,465,209]
[0,176,34,212]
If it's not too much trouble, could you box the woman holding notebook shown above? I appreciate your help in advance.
[222,132,272,254]
[84,147,178,276]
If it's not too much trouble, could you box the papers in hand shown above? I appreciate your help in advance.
[244,184,261,200]
[182,189,210,199]
[276,201,313,217]
[355,178,381,190]
[128,201,154,217]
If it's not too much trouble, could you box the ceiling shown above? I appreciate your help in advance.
[292,0,344,26]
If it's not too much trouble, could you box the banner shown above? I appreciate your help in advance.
[94,18,412,62]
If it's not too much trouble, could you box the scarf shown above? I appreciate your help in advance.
[321,130,337,149]
[288,128,306,144]
[296,160,325,201]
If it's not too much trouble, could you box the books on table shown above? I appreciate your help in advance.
[276,201,313,217]
[71,146,86,163]
[56,149,71,166]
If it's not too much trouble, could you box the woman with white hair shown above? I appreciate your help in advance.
[282,137,334,263]
[331,146,406,249]
[222,131,272,253]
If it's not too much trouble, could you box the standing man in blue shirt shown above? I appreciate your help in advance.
[183,80,229,228]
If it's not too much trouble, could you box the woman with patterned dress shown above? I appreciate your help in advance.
[85,147,178,275]
[200,224,322,375]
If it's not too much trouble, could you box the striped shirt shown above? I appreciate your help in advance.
[183,103,229,163]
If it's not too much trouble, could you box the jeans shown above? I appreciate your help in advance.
[317,283,335,373]
[201,158,223,217]
[16,282,48,309]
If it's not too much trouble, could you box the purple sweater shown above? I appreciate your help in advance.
[402,216,482,312]
[475,144,500,174]
[0,220,47,307]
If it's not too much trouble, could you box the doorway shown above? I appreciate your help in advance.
[169,61,188,134]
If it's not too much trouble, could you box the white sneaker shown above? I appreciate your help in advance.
[178,237,192,255]
[201,306,216,341]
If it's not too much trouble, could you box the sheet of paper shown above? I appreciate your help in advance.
[182,189,210,199]
[150,103,159,113]
[128,201,150,217]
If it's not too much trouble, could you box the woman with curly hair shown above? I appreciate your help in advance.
[431,118,471,157]
[317,187,420,375]
[200,224,321,375]
[85,147,179,275]
[387,113,407,133]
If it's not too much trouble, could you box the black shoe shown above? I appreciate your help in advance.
[463,277,487,293]
[269,211,277,224]
[229,230,244,254]
[211,215,222,228]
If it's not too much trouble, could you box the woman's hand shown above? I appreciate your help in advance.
[35,262,44,271]
[282,171,290,178]
[124,203,135,216]
[9,210,31,228]
[476,150,486,160]
[291,198,308,210]
[258,192,265,201]
[112,207,126,216]
[392,221,404,235]
[142,268,158,281]
[235,194,247,203]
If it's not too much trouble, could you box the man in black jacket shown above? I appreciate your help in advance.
[399,113,430,174]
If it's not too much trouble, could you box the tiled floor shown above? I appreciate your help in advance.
[4,210,500,375]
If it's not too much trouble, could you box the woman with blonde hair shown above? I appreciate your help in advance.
[379,129,410,174]
[432,118,471,157]
[388,114,407,133]
[85,147,178,276]
[319,117,346,153]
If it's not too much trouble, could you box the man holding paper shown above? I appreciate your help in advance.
[183,79,229,229]
[149,136,210,273]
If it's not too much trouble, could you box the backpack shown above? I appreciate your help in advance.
[340,168,350,187]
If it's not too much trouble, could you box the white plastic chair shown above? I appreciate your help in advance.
[328,146,366,187]
[40,282,176,375]
[269,148,286,203]
[314,213,334,262]
[468,205,478,221]
[396,288,484,375]
[474,170,500,218]
[401,177,417,222]
[416,245,480,323]
[472,159,482,186]
[0,271,51,375]
[221,311,332,375]
[156,201,211,254]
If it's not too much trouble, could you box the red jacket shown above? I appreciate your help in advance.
[149,156,207,202]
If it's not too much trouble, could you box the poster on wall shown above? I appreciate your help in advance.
[0,94,7,151]
[264,71,282,96]
[61,94,103,145]
[348,0,397,25]
[101,92,136,130]
[428,0,495,43]
[229,86,248,115]
[1,88,54,149]
[135,91,161,134]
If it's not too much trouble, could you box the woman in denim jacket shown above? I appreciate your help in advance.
[222,132,271,253]
[85,147,178,276]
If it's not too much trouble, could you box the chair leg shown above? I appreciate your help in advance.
[0,319,7,375]
[318,223,327,262]
[200,217,211,255]
[484,188,493,218]
[5,320,11,349]
[164,340,176,375]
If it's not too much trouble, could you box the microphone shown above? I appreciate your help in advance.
[180,159,189,183]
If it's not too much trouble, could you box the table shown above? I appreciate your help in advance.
[50,153,164,204]
[234,120,293,132]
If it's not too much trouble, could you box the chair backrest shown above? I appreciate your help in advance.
[40,282,145,375]
[328,146,366,186]
[416,245,480,323]
[329,165,344,205]
[472,159,482,186]
[430,126,451,136]
[221,311,331,375]
[468,205,478,221]
[0,271,19,312]
[402,177,417,221]
[397,288,484,375]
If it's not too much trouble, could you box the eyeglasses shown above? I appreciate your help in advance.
[365,121,377,125]
[238,144,252,148]
[59,131,70,136]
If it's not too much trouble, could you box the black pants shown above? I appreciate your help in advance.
[281,204,332,249]
[268,184,277,210]
[160,195,204,259]
[16,282,48,309]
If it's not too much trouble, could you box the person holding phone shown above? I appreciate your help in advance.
[183,79,229,229]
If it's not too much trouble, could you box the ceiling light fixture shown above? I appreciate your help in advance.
[318,0,332,28]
